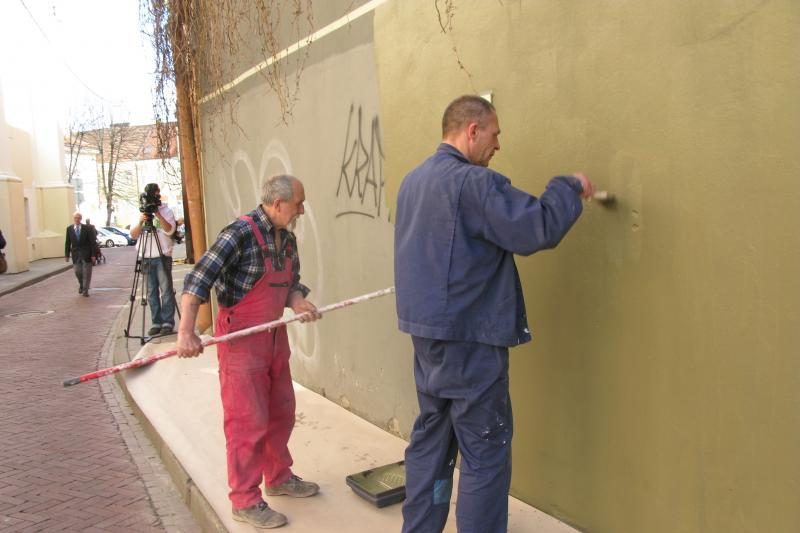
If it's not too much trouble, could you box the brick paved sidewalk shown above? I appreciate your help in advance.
[0,247,197,532]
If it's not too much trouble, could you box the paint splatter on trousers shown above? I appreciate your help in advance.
[402,337,513,533]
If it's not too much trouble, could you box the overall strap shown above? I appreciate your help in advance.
[239,215,273,270]
[239,215,269,250]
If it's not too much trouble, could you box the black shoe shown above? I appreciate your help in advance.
[160,325,174,335]
[82,290,89,297]
[148,326,162,336]
[78,287,83,294]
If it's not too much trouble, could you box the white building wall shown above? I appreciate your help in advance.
[0,1,72,266]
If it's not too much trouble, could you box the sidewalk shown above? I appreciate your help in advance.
[0,256,72,298]
[2,251,581,532]
[113,254,581,532]
[120,341,580,532]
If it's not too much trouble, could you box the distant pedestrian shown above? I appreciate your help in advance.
[65,212,96,296]
[85,219,103,265]
[0,229,7,274]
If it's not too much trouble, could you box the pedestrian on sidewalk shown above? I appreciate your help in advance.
[85,218,103,265]
[394,95,595,533]
[0,229,7,274]
[177,174,322,529]
[129,183,177,336]
[65,211,96,297]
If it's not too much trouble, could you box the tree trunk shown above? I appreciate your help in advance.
[171,0,211,331]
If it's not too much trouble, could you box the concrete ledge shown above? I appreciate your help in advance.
[112,324,226,533]
[116,331,579,532]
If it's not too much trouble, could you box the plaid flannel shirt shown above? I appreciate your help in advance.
[182,205,309,307]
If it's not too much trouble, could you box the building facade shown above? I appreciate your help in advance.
[186,1,799,532]
[0,81,74,273]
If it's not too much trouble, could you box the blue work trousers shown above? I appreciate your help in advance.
[143,256,175,328]
[402,337,513,533]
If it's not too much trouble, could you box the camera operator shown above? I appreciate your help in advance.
[130,183,177,336]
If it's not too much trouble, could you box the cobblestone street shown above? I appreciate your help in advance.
[0,247,197,532]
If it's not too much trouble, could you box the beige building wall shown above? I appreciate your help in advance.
[0,177,27,273]
[35,184,75,259]
[0,89,29,273]
[374,1,799,533]
[3,124,73,264]
[1,7,75,270]
[198,1,417,436]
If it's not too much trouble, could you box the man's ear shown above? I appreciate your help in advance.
[467,121,479,140]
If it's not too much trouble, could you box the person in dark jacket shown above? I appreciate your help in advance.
[0,229,7,274]
[65,212,96,296]
[394,95,595,533]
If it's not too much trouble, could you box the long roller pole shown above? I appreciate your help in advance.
[64,287,395,387]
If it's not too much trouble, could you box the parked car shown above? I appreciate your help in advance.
[96,227,129,248]
[103,226,136,245]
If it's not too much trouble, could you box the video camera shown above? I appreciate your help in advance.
[138,183,162,216]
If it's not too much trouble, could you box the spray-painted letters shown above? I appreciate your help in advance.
[336,104,385,219]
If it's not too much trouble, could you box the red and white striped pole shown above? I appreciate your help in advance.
[63,287,395,387]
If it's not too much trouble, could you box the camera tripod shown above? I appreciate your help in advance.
[124,217,181,345]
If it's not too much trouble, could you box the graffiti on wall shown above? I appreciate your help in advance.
[335,104,386,219]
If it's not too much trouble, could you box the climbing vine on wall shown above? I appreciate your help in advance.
[435,0,477,86]
[140,0,314,142]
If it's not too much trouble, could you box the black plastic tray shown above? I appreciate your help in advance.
[345,460,406,508]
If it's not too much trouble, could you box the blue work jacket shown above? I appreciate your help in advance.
[394,143,584,347]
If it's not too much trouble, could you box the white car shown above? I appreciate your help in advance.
[95,227,128,248]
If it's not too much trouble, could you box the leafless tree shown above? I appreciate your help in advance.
[87,120,137,226]
[65,128,84,185]
[64,108,100,183]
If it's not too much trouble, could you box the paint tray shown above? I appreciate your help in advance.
[345,460,406,508]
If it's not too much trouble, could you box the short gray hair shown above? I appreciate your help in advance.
[442,95,496,137]
[261,174,297,204]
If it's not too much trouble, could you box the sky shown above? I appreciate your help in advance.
[1,0,162,127]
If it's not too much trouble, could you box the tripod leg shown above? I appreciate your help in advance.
[124,227,153,344]
[124,232,146,339]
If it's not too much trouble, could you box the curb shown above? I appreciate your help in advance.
[0,264,72,298]
[108,311,227,532]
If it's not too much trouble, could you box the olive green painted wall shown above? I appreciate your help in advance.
[375,1,799,532]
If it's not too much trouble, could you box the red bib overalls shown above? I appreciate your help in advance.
[216,215,295,509]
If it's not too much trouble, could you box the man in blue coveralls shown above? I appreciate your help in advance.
[394,95,595,532]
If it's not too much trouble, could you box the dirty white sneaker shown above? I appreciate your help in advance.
[265,475,320,498]
[232,500,287,529]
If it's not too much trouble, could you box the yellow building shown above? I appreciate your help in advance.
[0,85,73,274]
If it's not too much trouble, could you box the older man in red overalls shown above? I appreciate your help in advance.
[177,174,322,529]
